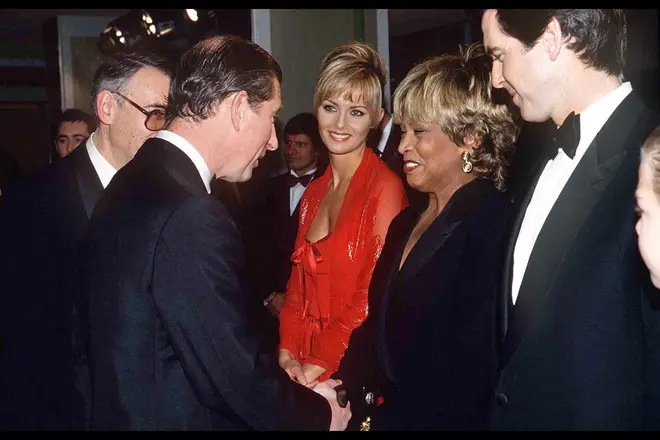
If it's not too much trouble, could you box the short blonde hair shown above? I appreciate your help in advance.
[313,42,386,126]
[641,125,660,200]
[393,42,521,191]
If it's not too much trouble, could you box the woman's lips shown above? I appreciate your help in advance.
[403,160,420,173]
[328,131,351,142]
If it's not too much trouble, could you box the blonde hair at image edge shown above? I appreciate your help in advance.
[642,125,660,200]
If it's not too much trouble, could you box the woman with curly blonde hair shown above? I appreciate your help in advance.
[333,42,522,430]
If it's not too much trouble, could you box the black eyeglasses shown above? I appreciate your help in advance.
[112,91,167,131]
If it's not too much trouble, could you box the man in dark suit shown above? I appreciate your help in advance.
[0,51,172,430]
[482,9,660,429]
[247,114,326,309]
[76,35,349,430]
[367,109,424,208]
[243,112,326,353]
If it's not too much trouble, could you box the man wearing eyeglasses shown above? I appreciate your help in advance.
[0,51,172,430]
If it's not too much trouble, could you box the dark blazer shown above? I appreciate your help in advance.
[0,141,101,430]
[368,122,425,209]
[77,138,331,430]
[336,178,512,430]
[492,92,660,430]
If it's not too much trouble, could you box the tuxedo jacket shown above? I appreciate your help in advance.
[0,142,101,430]
[492,92,660,430]
[336,178,511,430]
[368,122,426,209]
[243,169,324,302]
[77,138,330,430]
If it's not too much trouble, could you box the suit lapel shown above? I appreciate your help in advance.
[70,144,103,219]
[500,155,549,342]
[397,213,460,284]
[375,208,417,384]
[501,93,650,365]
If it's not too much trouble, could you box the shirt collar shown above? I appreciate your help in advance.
[376,117,394,154]
[573,81,633,159]
[85,132,117,189]
[155,130,212,194]
[290,167,317,177]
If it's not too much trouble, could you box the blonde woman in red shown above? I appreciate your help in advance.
[278,42,408,386]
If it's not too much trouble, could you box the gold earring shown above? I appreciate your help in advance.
[461,151,473,173]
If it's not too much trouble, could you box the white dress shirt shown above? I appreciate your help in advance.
[289,168,317,216]
[376,117,393,156]
[85,133,117,189]
[511,81,633,304]
[155,130,212,194]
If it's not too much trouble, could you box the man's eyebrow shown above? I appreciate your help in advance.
[144,103,166,110]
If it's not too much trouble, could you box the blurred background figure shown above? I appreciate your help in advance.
[243,112,327,352]
[52,108,97,159]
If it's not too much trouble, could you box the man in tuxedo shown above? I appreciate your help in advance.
[367,109,424,207]
[482,9,660,429]
[243,113,325,350]
[77,35,349,430]
[0,51,172,430]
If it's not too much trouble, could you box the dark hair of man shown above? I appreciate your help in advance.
[90,51,173,117]
[283,112,325,154]
[166,34,283,123]
[494,9,627,78]
[52,108,97,139]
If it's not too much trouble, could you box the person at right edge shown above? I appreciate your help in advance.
[481,9,660,430]
[333,42,521,430]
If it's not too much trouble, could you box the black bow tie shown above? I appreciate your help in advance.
[286,173,314,188]
[551,112,581,159]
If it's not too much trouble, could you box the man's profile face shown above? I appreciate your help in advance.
[55,120,91,158]
[232,78,282,182]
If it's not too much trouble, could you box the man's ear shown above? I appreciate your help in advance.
[96,90,115,125]
[229,90,250,133]
[541,17,564,62]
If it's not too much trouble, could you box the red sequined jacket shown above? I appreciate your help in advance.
[279,148,408,381]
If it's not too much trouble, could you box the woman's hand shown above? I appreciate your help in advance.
[278,349,309,385]
[302,363,326,384]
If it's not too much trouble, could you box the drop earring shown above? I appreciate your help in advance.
[461,151,473,173]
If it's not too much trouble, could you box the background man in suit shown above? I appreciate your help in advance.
[77,35,349,430]
[244,112,326,352]
[367,109,424,207]
[52,108,97,159]
[0,51,172,430]
[482,9,660,429]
